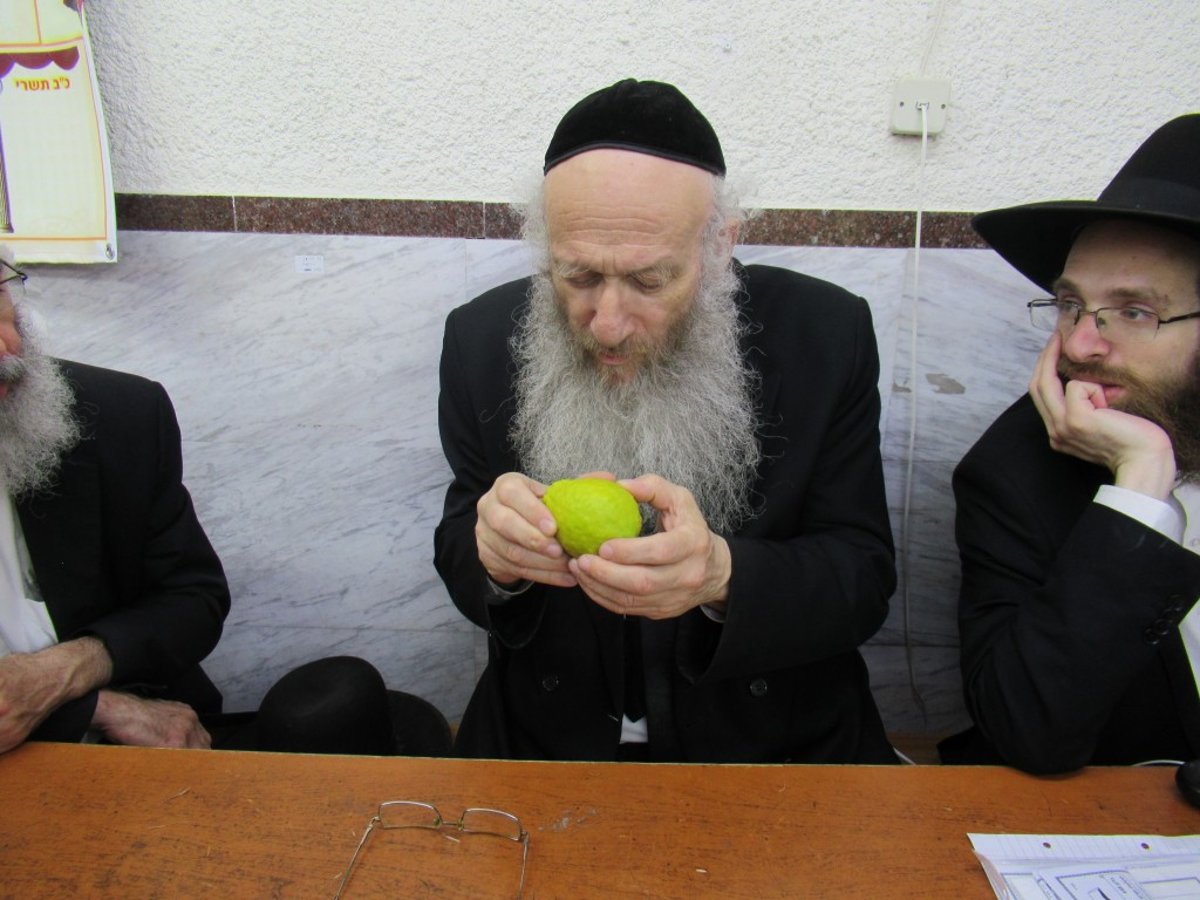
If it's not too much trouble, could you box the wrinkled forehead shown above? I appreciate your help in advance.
[544,149,714,248]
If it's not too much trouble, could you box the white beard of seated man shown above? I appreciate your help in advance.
[0,308,82,657]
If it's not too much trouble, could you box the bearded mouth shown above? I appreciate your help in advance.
[575,336,652,371]
[1058,362,1126,389]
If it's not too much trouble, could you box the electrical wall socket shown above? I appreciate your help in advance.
[890,78,951,136]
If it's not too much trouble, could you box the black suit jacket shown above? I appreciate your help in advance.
[435,263,897,763]
[948,394,1200,772]
[17,360,229,741]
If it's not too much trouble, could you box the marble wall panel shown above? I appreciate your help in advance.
[871,249,1041,729]
[26,230,1039,737]
[862,645,969,736]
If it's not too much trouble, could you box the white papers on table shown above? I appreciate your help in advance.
[968,833,1200,899]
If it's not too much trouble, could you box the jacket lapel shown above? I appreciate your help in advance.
[16,453,104,639]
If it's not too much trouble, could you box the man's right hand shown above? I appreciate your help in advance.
[476,472,576,589]
[92,690,211,749]
[1029,331,1176,500]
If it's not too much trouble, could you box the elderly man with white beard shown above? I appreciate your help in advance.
[0,253,455,757]
[0,252,227,751]
[435,79,897,764]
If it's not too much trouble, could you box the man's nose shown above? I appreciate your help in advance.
[588,280,632,347]
[1061,309,1110,361]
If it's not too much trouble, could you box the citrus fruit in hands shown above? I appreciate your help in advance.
[543,478,642,558]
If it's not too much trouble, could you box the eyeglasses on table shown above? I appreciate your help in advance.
[333,799,530,899]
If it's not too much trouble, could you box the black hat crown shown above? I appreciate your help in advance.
[1095,115,1200,217]
[972,113,1200,291]
[254,656,451,756]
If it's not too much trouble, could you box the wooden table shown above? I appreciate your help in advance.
[1,742,1196,898]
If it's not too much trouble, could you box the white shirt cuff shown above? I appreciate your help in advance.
[1094,484,1184,544]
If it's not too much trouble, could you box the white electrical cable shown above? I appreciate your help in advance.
[919,0,948,77]
[901,102,930,723]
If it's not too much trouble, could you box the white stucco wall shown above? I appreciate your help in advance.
[85,0,1198,211]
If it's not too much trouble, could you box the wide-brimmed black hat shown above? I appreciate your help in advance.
[972,113,1200,291]
[219,656,452,756]
[544,78,725,176]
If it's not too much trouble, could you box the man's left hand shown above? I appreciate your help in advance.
[569,473,731,620]
[92,690,211,749]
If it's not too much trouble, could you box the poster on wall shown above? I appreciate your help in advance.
[0,0,115,263]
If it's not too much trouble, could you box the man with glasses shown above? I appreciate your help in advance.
[0,249,228,751]
[0,251,450,755]
[436,80,896,763]
[940,115,1200,772]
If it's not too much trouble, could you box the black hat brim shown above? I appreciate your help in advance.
[973,200,1200,294]
[210,689,452,756]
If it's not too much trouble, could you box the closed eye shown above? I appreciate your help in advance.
[630,262,678,293]
[629,273,664,291]
[559,270,601,288]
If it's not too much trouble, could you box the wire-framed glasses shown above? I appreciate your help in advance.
[333,800,530,899]
[1027,298,1200,344]
[0,259,27,304]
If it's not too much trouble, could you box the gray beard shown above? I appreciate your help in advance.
[0,312,80,498]
[509,256,762,535]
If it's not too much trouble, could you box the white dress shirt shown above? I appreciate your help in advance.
[0,482,56,658]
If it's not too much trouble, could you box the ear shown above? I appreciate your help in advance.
[715,219,739,260]
[722,220,740,253]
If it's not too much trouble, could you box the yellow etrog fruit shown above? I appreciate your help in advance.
[543,478,641,558]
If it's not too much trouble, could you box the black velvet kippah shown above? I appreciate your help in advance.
[544,79,725,176]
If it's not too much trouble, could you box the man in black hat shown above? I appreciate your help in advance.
[941,114,1200,773]
[435,79,896,763]
[0,249,450,756]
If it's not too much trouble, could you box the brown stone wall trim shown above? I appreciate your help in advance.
[115,194,988,248]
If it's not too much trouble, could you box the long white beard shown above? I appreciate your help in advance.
[509,255,762,535]
[0,311,80,498]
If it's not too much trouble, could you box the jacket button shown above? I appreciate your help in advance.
[541,674,560,692]
[1143,627,1161,646]
[749,678,769,697]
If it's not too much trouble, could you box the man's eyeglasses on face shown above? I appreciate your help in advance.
[0,260,26,303]
[333,800,530,899]
[1028,298,1200,344]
